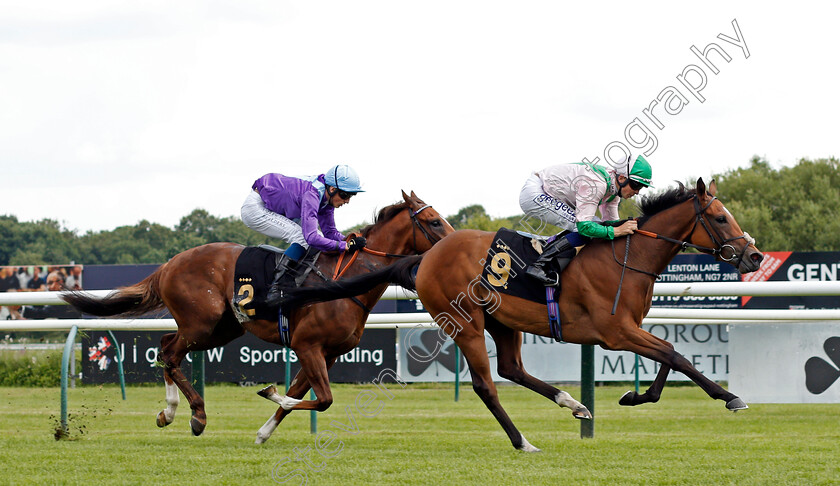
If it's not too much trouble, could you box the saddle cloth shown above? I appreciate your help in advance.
[232,246,319,323]
[233,246,279,322]
[480,228,555,305]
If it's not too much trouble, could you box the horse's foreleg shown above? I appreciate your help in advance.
[254,351,341,444]
[156,333,180,427]
[255,373,311,444]
[263,349,335,412]
[485,315,591,420]
[619,362,670,407]
[612,326,745,411]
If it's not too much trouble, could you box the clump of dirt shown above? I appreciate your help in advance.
[49,400,113,441]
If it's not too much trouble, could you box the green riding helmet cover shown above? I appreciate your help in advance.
[628,155,653,187]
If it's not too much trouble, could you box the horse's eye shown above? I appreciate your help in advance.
[715,215,727,223]
[430,220,442,227]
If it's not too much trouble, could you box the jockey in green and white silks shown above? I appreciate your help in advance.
[519,155,653,285]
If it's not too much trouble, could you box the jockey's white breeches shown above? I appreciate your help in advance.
[240,190,309,248]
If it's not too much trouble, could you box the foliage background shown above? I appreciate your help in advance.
[1,157,837,266]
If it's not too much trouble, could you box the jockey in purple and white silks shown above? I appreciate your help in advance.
[518,155,653,285]
[241,164,367,299]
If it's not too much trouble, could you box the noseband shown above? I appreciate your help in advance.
[690,195,755,265]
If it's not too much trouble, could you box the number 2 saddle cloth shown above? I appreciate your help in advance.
[231,245,320,323]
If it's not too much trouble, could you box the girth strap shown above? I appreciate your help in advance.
[546,287,563,342]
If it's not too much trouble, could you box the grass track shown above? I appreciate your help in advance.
[1,383,839,485]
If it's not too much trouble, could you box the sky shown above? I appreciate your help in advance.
[1,1,838,234]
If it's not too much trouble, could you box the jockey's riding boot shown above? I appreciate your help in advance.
[525,235,576,286]
[266,243,306,305]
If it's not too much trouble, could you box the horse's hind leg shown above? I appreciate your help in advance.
[157,319,245,436]
[157,337,205,435]
[434,310,539,452]
[484,314,591,420]
[156,333,180,427]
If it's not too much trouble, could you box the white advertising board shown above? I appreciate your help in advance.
[399,323,729,383]
[729,322,840,403]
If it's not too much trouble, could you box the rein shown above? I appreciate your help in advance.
[332,204,439,280]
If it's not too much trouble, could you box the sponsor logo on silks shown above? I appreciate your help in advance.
[805,336,840,394]
[88,336,112,371]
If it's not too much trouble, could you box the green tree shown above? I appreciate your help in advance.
[713,156,840,251]
[176,209,273,248]
[0,216,81,265]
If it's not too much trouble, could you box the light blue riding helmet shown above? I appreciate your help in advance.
[324,164,364,193]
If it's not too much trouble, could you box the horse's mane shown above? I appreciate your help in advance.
[359,201,411,237]
[635,184,697,225]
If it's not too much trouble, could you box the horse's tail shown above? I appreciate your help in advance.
[61,265,167,317]
[278,254,423,310]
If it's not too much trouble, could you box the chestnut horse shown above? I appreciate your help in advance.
[61,191,454,442]
[278,179,764,451]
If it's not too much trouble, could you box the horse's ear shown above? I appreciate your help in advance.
[401,190,410,202]
[708,179,718,197]
[696,178,706,197]
[410,190,417,198]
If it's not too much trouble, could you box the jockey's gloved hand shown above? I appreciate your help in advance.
[346,236,367,253]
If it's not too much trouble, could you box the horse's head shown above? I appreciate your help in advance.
[690,178,764,274]
[398,190,455,253]
[361,191,454,255]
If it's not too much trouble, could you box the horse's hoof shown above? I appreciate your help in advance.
[726,397,748,411]
[619,390,637,406]
[156,411,171,428]
[572,406,592,420]
[257,385,277,400]
[517,434,542,453]
[190,416,206,436]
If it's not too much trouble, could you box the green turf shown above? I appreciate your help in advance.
[1,383,838,485]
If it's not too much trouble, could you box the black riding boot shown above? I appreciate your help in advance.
[265,254,298,304]
[525,235,576,286]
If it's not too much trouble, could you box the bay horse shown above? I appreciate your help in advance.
[61,191,454,443]
[278,178,764,451]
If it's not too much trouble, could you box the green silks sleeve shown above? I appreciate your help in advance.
[576,220,615,240]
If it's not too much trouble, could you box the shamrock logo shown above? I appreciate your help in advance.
[405,330,466,377]
[804,337,840,394]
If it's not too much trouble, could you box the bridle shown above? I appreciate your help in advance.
[332,204,441,280]
[610,192,755,314]
[633,194,755,265]
[408,204,442,252]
